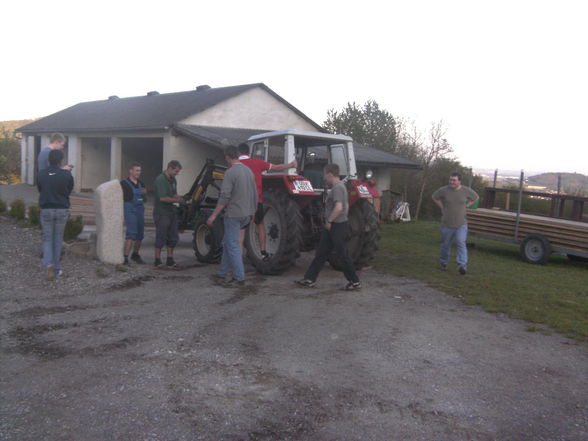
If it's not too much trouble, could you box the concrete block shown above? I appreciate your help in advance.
[95,179,123,264]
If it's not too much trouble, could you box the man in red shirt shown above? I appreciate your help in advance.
[237,143,297,259]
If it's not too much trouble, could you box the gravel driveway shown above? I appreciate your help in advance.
[1,216,587,441]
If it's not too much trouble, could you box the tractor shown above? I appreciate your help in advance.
[182,130,381,275]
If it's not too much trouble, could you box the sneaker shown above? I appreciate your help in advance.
[47,265,56,281]
[295,279,315,288]
[228,278,246,287]
[131,253,146,265]
[56,269,63,277]
[440,263,448,271]
[154,258,163,268]
[342,281,362,291]
[458,266,467,275]
[166,258,178,268]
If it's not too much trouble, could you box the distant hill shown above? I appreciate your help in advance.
[0,119,39,137]
[527,172,588,196]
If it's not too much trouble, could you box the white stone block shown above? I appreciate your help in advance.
[95,179,124,264]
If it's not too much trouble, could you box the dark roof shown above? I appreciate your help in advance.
[173,124,420,169]
[17,83,322,133]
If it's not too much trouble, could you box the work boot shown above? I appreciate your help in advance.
[458,266,467,275]
[131,253,146,264]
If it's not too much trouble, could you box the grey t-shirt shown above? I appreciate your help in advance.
[326,181,349,223]
[37,147,51,171]
[218,163,258,218]
[432,185,479,228]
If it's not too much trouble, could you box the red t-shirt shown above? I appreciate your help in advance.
[240,158,271,202]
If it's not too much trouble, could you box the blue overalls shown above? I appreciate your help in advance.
[124,179,145,240]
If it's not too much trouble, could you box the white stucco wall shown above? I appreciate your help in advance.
[165,134,224,193]
[81,138,111,190]
[180,87,319,131]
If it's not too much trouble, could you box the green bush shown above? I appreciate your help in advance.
[64,215,84,242]
[0,197,6,213]
[28,204,40,225]
[8,198,26,220]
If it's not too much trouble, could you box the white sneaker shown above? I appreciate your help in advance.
[56,270,63,277]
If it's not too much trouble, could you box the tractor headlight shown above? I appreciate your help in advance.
[366,169,373,180]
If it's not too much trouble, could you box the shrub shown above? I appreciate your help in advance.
[28,204,40,225]
[8,198,26,220]
[64,215,84,242]
[0,196,6,213]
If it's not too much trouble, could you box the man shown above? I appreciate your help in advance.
[237,143,297,259]
[296,163,361,291]
[207,145,257,286]
[153,160,182,268]
[37,149,74,281]
[38,133,73,172]
[121,162,147,265]
[432,172,479,275]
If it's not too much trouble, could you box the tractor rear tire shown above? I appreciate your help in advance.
[329,198,380,271]
[193,217,222,263]
[245,189,303,275]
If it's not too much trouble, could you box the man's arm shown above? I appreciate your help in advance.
[325,201,344,230]
[466,188,479,207]
[432,198,444,210]
[269,159,297,172]
[207,171,234,226]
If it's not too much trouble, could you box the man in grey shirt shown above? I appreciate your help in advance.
[296,163,361,290]
[207,145,257,285]
[432,172,479,274]
[37,133,72,172]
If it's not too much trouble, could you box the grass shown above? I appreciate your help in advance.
[374,221,588,341]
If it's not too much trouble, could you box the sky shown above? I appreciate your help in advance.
[2,0,587,174]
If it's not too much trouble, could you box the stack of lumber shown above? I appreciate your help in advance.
[69,196,155,228]
[467,208,588,255]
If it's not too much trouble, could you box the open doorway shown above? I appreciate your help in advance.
[120,138,163,192]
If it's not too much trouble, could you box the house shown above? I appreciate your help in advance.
[18,83,419,193]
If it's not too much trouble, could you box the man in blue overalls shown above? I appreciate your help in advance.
[120,162,147,264]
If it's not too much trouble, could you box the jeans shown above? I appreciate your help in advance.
[217,216,249,282]
[41,208,69,271]
[440,224,468,268]
[304,221,360,283]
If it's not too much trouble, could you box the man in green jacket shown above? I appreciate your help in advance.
[153,160,182,268]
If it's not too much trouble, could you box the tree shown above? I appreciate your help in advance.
[414,120,453,220]
[0,128,21,184]
[323,100,398,152]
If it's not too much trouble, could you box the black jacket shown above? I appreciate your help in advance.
[37,166,74,209]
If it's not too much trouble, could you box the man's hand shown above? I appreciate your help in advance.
[289,159,298,168]
[63,165,74,171]
[207,214,216,227]
[325,221,332,231]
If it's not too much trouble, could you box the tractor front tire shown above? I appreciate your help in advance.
[329,198,380,271]
[245,189,303,275]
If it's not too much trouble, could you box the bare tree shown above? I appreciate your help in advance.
[414,120,453,220]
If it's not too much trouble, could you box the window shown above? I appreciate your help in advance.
[329,144,349,176]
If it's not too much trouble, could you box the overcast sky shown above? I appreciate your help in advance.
[2,0,587,174]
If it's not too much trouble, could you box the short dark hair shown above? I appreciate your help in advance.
[50,133,66,144]
[128,162,141,170]
[224,145,239,160]
[324,163,340,176]
[167,160,182,170]
[48,149,64,166]
[450,172,462,181]
[238,143,250,155]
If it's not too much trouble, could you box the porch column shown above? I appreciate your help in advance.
[68,135,82,192]
[20,137,27,183]
[26,136,35,185]
[110,137,122,181]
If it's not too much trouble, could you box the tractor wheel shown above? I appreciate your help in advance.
[329,198,380,271]
[520,233,551,265]
[245,189,303,275]
[193,217,222,263]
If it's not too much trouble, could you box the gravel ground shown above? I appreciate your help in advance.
[1,215,588,441]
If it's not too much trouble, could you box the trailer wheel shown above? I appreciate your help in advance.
[520,234,551,265]
[193,218,222,263]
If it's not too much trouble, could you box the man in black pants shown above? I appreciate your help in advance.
[296,164,361,291]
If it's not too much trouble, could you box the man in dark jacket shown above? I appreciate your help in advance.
[37,149,74,281]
